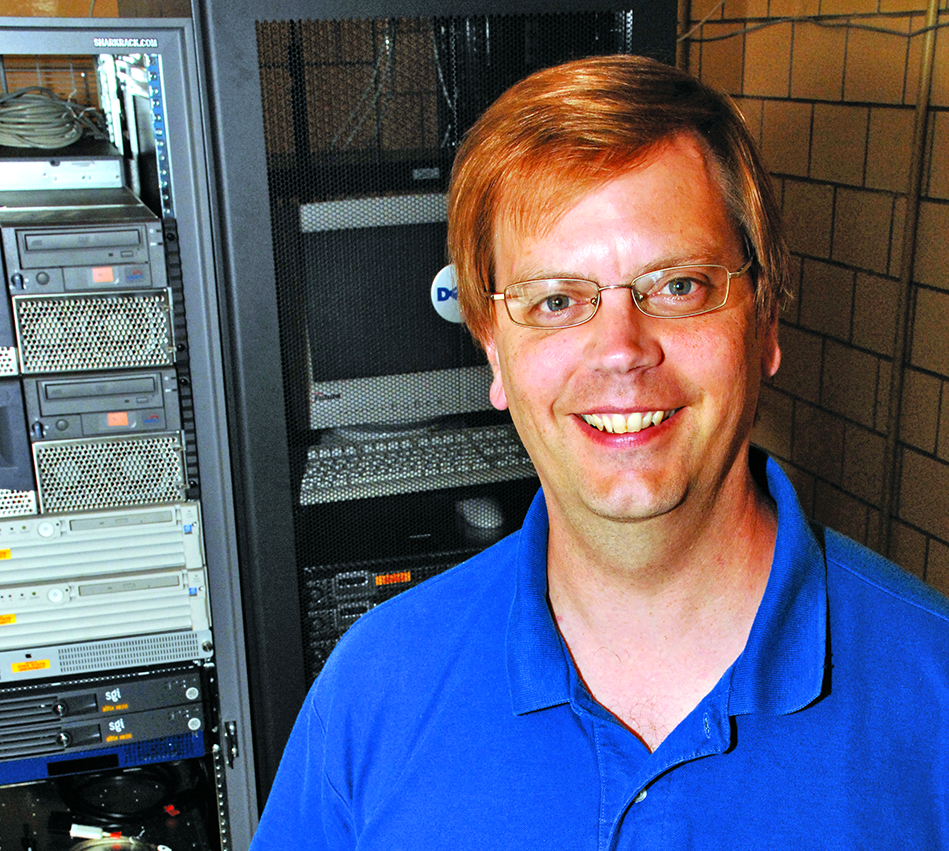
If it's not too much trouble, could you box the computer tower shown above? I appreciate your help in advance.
[195,0,676,815]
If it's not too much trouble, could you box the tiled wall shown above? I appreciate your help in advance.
[688,0,949,592]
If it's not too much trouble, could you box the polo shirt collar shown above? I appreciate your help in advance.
[506,451,828,719]
[728,453,827,716]
[506,488,572,715]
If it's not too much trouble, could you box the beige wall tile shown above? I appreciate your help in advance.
[904,14,927,107]
[832,188,894,274]
[720,0,771,18]
[890,520,928,578]
[927,539,949,594]
[754,385,795,459]
[820,0,879,12]
[810,104,869,186]
[733,97,764,147]
[744,23,793,97]
[880,0,929,11]
[782,461,817,514]
[783,180,834,258]
[793,401,846,482]
[781,255,803,324]
[844,25,910,105]
[799,259,854,340]
[822,340,880,428]
[899,448,949,538]
[914,201,949,290]
[900,367,941,452]
[930,21,949,108]
[772,323,823,402]
[853,273,899,356]
[814,480,868,543]
[890,196,907,280]
[877,359,893,432]
[866,107,915,193]
[790,23,846,101]
[761,100,812,177]
[770,0,820,15]
[842,423,886,504]
[698,23,746,95]
[940,384,949,461]
[771,174,785,210]
[927,111,949,200]
[911,287,949,377]
[867,508,883,551]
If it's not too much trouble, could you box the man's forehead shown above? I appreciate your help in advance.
[491,135,738,277]
[490,134,725,253]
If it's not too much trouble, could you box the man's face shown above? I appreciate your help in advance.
[483,134,781,530]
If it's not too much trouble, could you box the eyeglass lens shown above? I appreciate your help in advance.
[505,265,731,327]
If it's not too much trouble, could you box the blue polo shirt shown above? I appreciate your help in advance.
[253,454,949,849]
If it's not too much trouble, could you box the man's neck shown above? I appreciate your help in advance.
[544,463,777,750]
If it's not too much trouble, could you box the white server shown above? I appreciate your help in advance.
[0,502,211,682]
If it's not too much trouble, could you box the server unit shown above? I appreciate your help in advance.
[0,18,253,851]
[195,0,676,814]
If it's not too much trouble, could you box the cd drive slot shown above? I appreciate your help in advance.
[17,226,149,270]
[42,375,158,403]
[23,229,141,251]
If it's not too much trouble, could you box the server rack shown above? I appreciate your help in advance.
[0,18,256,850]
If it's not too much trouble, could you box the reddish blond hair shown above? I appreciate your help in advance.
[447,55,790,346]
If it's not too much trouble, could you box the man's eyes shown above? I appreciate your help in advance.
[649,273,711,298]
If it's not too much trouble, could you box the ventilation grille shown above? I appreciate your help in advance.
[0,347,18,377]
[14,290,174,374]
[57,631,205,674]
[0,489,37,518]
[34,433,186,513]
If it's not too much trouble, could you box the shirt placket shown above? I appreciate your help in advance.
[590,677,734,851]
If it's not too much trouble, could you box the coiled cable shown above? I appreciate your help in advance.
[0,86,105,149]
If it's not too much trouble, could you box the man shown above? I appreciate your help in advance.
[252,56,949,849]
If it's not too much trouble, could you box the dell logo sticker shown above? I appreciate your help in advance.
[431,265,462,324]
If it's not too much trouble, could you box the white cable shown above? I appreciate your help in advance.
[0,86,102,149]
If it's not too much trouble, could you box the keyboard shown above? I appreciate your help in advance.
[298,423,537,504]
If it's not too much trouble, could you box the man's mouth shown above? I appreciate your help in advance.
[580,408,680,434]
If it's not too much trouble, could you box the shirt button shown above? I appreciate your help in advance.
[633,790,647,804]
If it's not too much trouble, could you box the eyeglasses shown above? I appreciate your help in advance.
[486,259,753,329]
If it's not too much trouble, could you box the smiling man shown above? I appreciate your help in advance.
[252,56,949,849]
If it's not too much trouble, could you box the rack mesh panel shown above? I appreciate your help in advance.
[14,290,174,374]
[257,11,635,683]
[34,433,186,513]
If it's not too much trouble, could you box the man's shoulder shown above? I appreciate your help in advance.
[823,527,949,627]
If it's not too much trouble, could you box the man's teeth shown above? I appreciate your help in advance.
[581,409,678,434]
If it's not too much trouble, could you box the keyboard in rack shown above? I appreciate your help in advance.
[298,423,537,504]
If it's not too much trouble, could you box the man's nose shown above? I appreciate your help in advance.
[581,286,663,373]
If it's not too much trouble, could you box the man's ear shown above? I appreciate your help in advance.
[761,315,781,379]
[483,336,509,411]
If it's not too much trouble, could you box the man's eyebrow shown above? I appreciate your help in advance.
[507,248,738,284]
